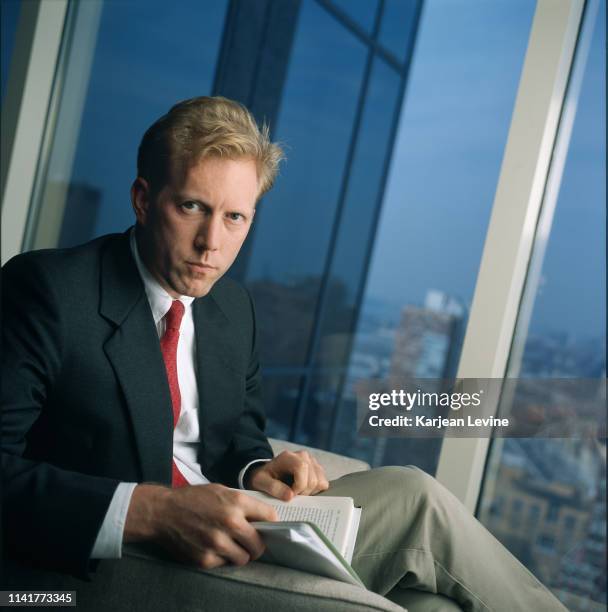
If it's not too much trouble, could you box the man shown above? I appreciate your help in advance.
[2,97,565,610]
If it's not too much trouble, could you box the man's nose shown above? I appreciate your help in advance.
[196,215,221,251]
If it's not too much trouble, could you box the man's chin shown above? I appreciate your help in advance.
[178,280,216,299]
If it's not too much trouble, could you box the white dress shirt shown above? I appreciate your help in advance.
[90,230,269,558]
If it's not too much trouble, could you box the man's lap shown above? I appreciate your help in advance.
[4,544,405,612]
[6,467,562,611]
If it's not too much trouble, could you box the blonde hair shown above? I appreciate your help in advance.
[137,96,284,198]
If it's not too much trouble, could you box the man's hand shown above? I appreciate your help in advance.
[247,450,330,501]
[124,483,278,569]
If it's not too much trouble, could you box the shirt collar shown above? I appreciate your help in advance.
[129,228,194,325]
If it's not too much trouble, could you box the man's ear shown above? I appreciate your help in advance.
[131,177,151,225]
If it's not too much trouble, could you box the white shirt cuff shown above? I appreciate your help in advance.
[238,458,272,489]
[90,482,138,559]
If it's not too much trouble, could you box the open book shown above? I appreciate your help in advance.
[242,489,364,587]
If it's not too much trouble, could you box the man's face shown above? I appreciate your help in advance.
[132,157,259,298]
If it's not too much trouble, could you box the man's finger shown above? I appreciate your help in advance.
[301,465,319,496]
[198,550,227,570]
[231,520,268,561]
[210,531,251,567]
[291,460,309,495]
[312,459,329,493]
[238,489,281,520]
[253,470,293,501]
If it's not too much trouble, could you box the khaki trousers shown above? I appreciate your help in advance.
[4,467,568,612]
[319,466,567,612]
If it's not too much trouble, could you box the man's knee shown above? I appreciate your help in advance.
[372,465,445,504]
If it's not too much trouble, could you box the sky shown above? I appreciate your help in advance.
[246,0,534,303]
[361,0,605,341]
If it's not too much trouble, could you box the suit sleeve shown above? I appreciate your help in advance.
[214,287,274,486]
[1,255,120,577]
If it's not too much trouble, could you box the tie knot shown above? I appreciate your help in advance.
[164,300,185,331]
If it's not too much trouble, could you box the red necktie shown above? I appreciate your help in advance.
[160,300,189,488]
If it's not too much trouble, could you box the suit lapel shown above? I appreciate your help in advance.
[193,293,244,474]
[99,232,173,484]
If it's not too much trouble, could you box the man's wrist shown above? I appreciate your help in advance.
[243,464,265,490]
[239,458,272,489]
[123,483,171,543]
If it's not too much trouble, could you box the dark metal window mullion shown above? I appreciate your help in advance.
[289,0,386,444]
[246,0,274,111]
[210,0,239,97]
[315,0,403,73]
[325,0,424,451]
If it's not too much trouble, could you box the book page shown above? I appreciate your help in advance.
[242,490,354,555]
[343,507,362,564]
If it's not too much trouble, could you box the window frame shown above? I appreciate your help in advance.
[1,0,69,263]
[434,0,586,511]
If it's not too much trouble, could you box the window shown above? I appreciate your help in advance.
[528,504,541,527]
[24,0,229,249]
[3,1,599,605]
[564,516,577,533]
[1,0,21,101]
[537,534,556,554]
[328,0,535,470]
[490,495,505,517]
[330,0,379,34]
[18,0,535,472]
[547,503,560,523]
[512,499,524,516]
[477,2,606,608]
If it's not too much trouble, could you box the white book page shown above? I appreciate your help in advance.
[343,507,361,564]
[242,490,354,555]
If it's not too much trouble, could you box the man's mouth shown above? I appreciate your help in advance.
[187,262,217,273]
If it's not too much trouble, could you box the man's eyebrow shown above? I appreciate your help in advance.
[178,195,211,207]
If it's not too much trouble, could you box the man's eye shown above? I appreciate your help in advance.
[227,212,244,222]
[180,201,201,213]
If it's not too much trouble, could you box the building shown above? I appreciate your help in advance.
[390,290,465,382]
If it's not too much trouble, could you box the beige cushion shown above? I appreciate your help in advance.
[6,441,462,611]
[5,550,405,612]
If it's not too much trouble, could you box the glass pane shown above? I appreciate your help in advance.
[378,0,420,62]
[314,57,402,367]
[330,0,379,34]
[1,0,21,102]
[72,0,227,241]
[335,0,536,470]
[294,57,403,448]
[263,376,304,440]
[244,0,368,367]
[478,2,606,609]
[30,0,228,250]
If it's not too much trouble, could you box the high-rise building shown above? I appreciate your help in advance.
[557,445,607,608]
[390,290,465,382]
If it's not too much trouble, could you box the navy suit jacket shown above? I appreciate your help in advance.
[1,230,273,576]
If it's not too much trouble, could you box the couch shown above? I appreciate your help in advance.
[4,438,462,611]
